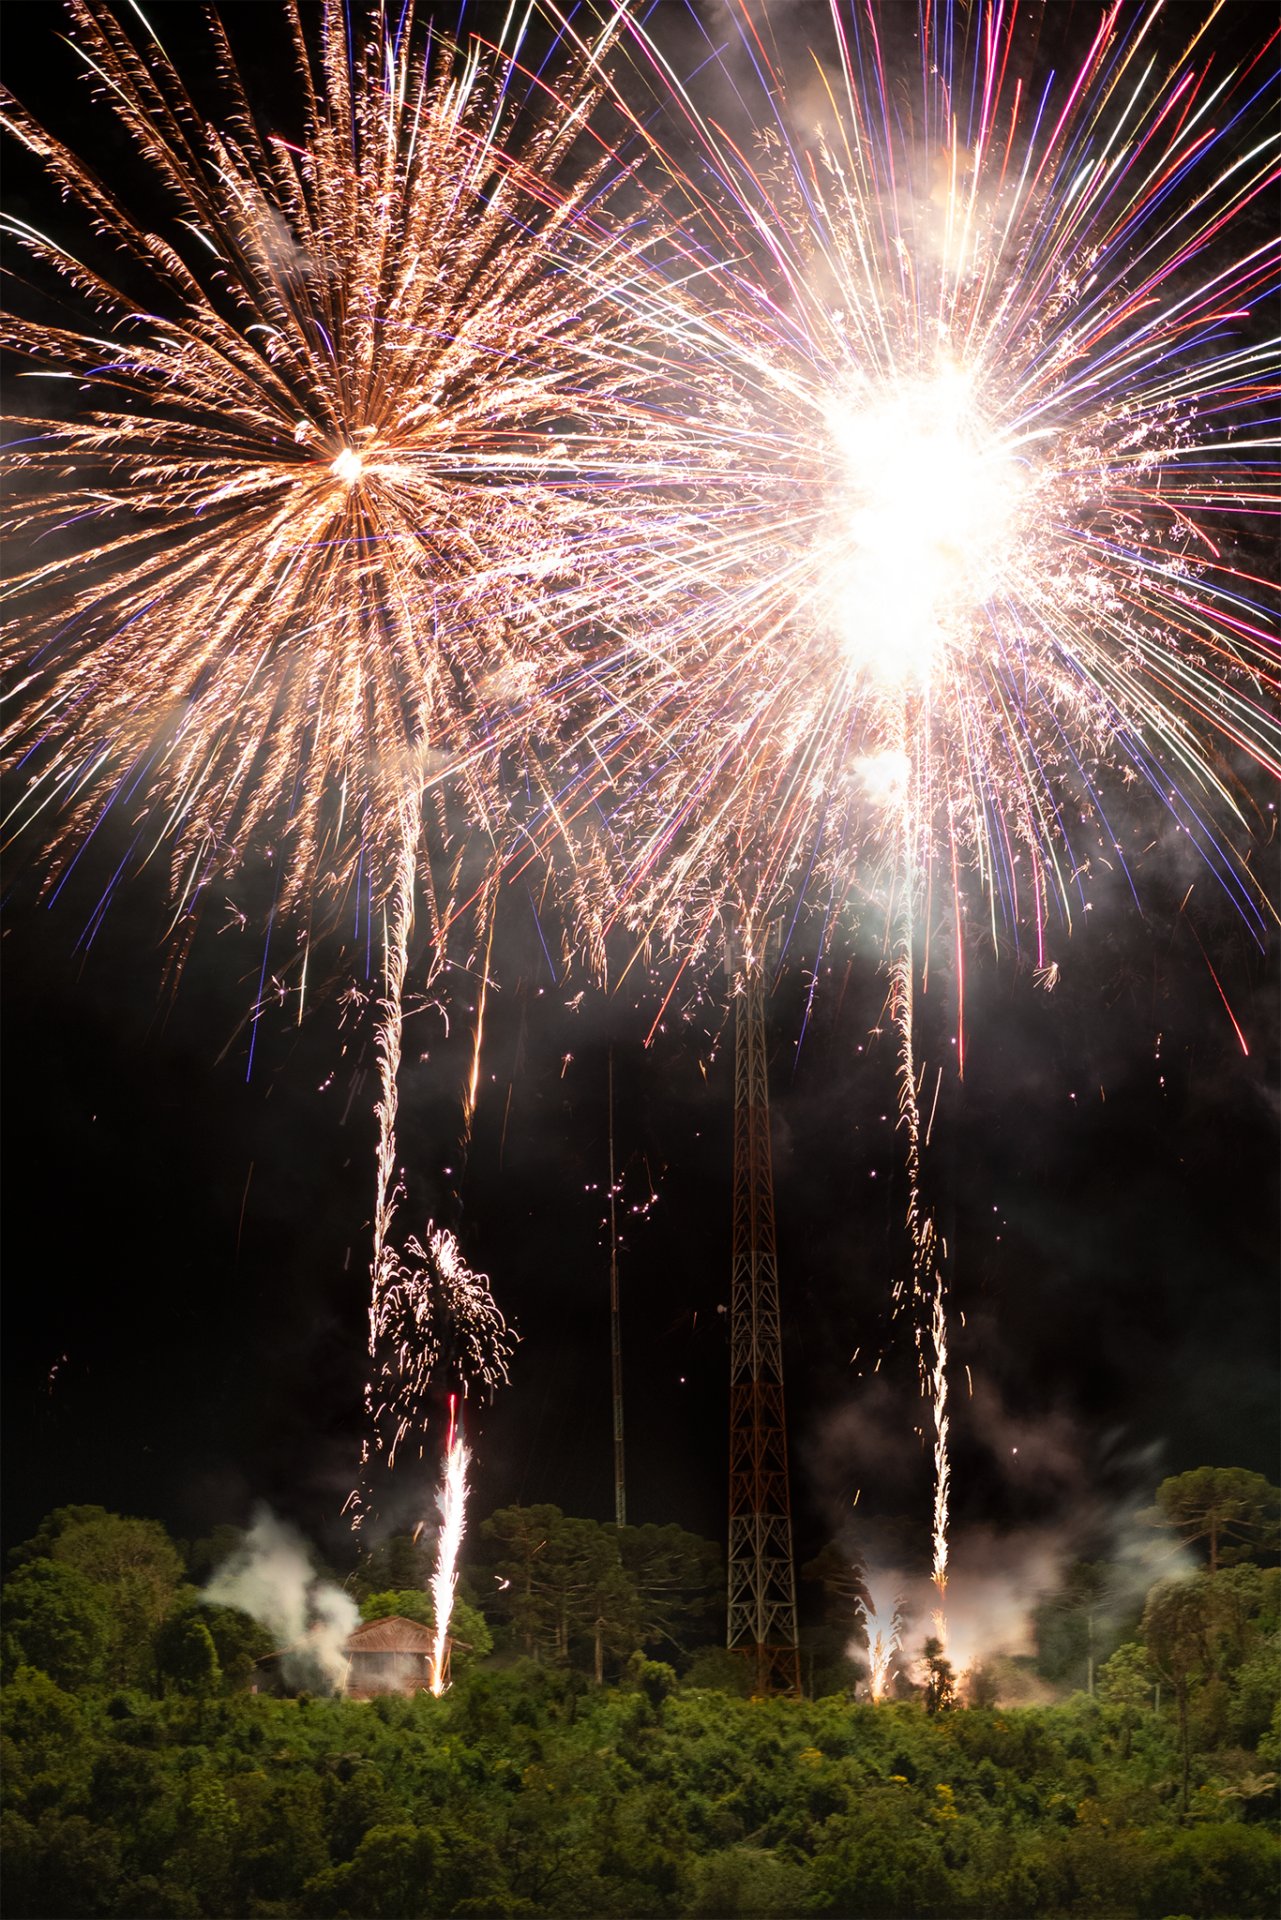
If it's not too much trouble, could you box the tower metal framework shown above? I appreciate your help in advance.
[726,931,801,1696]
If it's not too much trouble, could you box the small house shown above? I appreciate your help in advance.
[343,1614,436,1697]
[253,1613,456,1697]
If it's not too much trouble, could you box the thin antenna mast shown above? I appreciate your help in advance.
[608,1049,626,1526]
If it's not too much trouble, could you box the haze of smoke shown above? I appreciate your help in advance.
[203,1505,358,1693]
[817,1379,1196,1697]
[966,1377,1090,1494]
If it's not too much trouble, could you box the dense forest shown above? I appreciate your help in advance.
[2,1469,1278,1918]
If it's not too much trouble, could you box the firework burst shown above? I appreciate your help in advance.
[351,1218,514,1523]
[576,0,1280,967]
[1,1,638,930]
[1,0,708,1510]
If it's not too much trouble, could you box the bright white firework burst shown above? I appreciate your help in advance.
[554,0,1280,987]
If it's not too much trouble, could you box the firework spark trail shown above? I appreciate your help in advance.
[462,871,500,1152]
[428,1394,470,1697]
[369,804,423,1310]
[883,732,950,1640]
[928,1284,951,1643]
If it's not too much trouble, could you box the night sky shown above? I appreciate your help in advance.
[2,2,1278,1589]
[5,808,1276,1570]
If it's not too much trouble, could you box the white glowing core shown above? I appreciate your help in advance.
[330,446,364,487]
[826,369,1018,685]
[855,749,911,804]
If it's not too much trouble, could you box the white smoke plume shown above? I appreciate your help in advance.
[813,1377,1197,1703]
[204,1505,359,1693]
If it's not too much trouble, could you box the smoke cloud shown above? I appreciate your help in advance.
[808,1372,1197,1703]
[203,1505,359,1693]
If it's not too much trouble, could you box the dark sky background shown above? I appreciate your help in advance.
[2,2,1278,1592]
[5,802,1276,1573]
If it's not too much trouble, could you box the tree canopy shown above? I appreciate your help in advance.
[1147,1469,1281,1573]
[2,1485,1278,1917]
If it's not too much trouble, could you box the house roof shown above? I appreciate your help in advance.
[255,1614,436,1667]
[345,1614,434,1654]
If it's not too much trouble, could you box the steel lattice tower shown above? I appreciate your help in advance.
[726,930,801,1696]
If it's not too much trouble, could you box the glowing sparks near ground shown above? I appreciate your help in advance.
[860,1571,905,1703]
[867,1627,893,1704]
[428,1397,470,1698]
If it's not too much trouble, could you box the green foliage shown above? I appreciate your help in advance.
[1098,1640,1153,1712]
[361,1587,435,1627]
[2,1561,112,1689]
[687,1845,815,1916]
[1141,1565,1279,1816]
[1097,1641,1153,1759]
[199,1601,275,1693]
[353,1532,431,1600]
[474,1505,719,1678]
[184,1524,246,1586]
[9,1506,117,1569]
[22,1508,187,1689]
[154,1613,221,1698]
[3,1642,1279,1918]
[629,1654,677,1710]
[921,1637,955,1715]
[1152,1824,1280,1918]
[4,1487,1279,1917]
[614,1522,723,1655]
[1033,1561,1109,1686]
[301,1822,439,1917]
[1,1809,124,1919]
[1147,1469,1281,1572]
[46,1510,185,1604]
[683,1647,755,1696]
